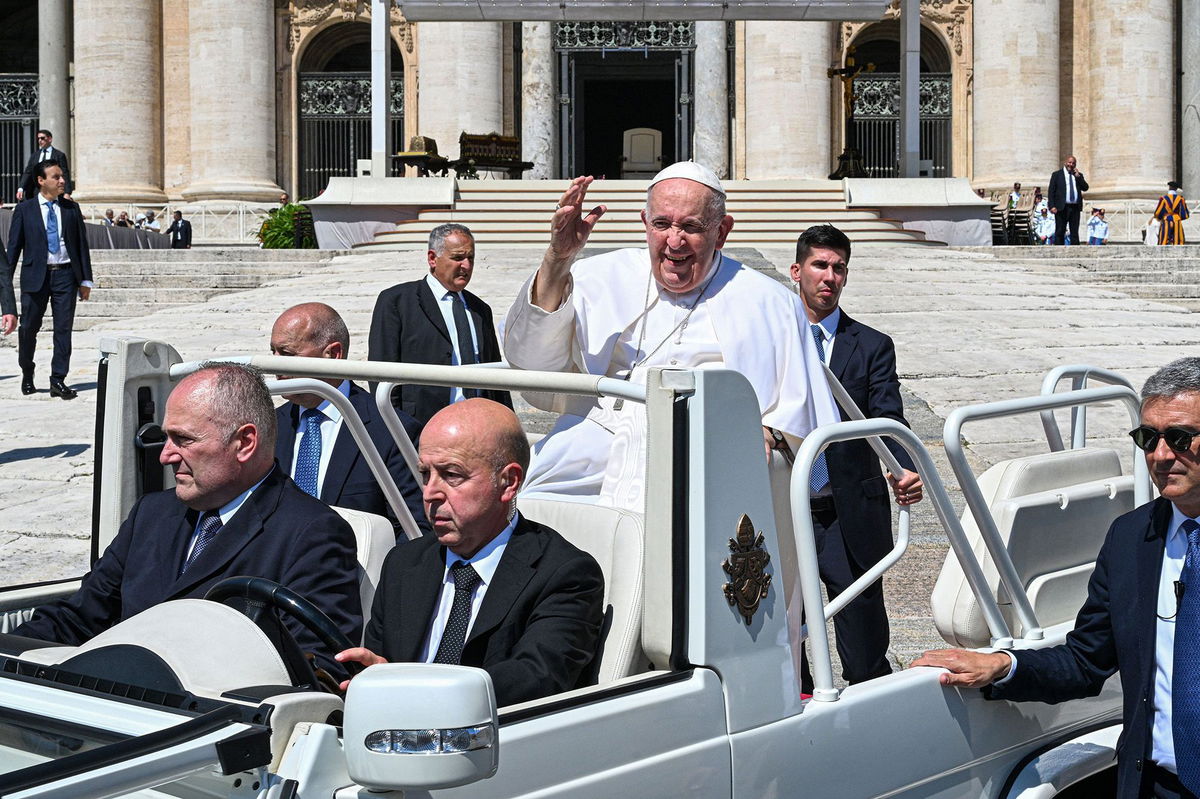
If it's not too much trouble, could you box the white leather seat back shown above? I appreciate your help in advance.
[517,496,646,683]
[931,447,1134,648]
[333,506,397,632]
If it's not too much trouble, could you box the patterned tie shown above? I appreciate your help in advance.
[808,324,830,493]
[1175,518,1200,793]
[181,512,222,574]
[451,293,479,399]
[44,201,60,256]
[433,561,482,665]
[294,408,325,497]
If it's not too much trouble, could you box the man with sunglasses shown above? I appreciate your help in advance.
[17,129,71,202]
[914,357,1200,798]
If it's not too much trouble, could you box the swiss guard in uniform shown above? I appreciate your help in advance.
[1153,180,1190,245]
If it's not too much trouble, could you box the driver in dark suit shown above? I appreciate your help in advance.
[336,399,604,706]
[15,363,363,678]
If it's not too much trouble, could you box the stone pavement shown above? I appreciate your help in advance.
[1,244,1191,670]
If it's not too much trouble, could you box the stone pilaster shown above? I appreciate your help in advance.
[417,22,504,163]
[1185,0,1200,196]
[38,0,71,151]
[72,0,167,202]
[693,21,729,179]
[181,0,281,201]
[520,22,556,179]
[971,0,1058,188]
[743,21,831,179]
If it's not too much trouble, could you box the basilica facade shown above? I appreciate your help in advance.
[1,0,1194,205]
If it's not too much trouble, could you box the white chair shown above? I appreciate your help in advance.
[333,506,397,631]
[620,128,663,179]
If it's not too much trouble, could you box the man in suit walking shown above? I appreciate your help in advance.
[271,302,428,537]
[14,363,363,679]
[1048,154,1089,246]
[17,129,71,201]
[915,356,1200,798]
[166,210,192,249]
[368,223,512,426]
[336,399,604,706]
[7,161,93,399]
[790,224,923,691]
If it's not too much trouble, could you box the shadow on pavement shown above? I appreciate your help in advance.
[0,443,90,464]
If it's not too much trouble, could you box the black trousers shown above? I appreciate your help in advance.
[1149,764,1198,799]
[1053,203,1084,245]
[18,267,78,380]
[800,504,892,693]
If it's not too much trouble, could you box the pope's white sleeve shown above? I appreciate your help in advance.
[503,272,577,373]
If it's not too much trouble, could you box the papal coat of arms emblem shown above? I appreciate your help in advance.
[722,514,772,624]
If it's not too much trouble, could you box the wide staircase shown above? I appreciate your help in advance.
[353,179,939,251]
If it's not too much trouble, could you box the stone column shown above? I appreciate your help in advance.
[1086,1,1173,197]
[72,0,166,202]
[521,22,556,179]
[417,22,504,162]
[971,0,1059,189]
[1185,0,1200,196]
[39,0,71,150]
[182,0,281,201]
[743,21,831,179]
[693,21,729,178]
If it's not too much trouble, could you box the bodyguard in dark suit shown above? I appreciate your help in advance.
[7,161,93,399]
[17,129,71,201]
[368,223,512,426]
[337,399,604,706]
[916,357,1200,798]
[790,225,923,690]
[1048,154,1089,246]
[15,363,363,679]
[166,210,192,249]
[271,303,428,536]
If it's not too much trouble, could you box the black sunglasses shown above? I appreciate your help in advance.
[1129,425,1200,453]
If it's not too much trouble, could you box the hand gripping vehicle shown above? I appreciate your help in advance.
[0,340,1141,798]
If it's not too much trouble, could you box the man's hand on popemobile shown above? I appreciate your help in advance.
[534,175,607,312]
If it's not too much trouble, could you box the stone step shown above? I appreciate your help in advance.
[424,208,885,222]
[90,262,315,277]
[76,287,226,308]
[88,249,341,263]
[96,273,269,289]
[356,231,937,250]
[381,218,911,235]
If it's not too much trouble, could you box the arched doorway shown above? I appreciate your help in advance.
[845,22,953,177]
[297,23,403,199]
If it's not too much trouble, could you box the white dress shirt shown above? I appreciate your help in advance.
[38,198,69,265]
[419,513,519,662]
[289,379,351,495]
[1063,168,1079,205]
[425,272,480,405]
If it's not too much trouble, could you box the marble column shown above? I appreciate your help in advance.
[1185,0,1200,196]
[1085,0,1173,197]
[182,0,281,201]
[417,22,504,163]
[72,0,166,202]
[693,21,729,179]
[743,21,831,179]
[971,0,1059,189]
[38,0,71,150]
[521,22,556,179]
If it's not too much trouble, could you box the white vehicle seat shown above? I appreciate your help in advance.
[931,447,1135,648]
[517,495,646,683]
[333,506,397,632]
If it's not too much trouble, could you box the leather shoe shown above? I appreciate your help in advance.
[49,379,77,400]
[20,374,35,395]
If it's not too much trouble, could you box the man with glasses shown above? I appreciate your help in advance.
[914,356,1200,798]
[504,161,837,509]
[17,129,71,202]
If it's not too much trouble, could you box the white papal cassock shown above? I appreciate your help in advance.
[504,247,838,510]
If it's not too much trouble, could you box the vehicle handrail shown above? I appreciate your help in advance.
[943,385,1148,644]
[1038,365,1135,451]
[790,419,1005,703]
[374,381,425,488]
[267,378,425,541]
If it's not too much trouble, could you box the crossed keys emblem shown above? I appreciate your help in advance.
[722,514,772,625]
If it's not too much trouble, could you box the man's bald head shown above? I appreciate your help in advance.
[425,399,530,480]
[271,303,350,407]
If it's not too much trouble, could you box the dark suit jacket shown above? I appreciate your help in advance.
[0,247,13,316]
[368,277,512,426]
[15,465,363,678]
[1047,167,1089,211]
[19,146,72,198]
[275,382,429,537]
[986,498,1173,798]
[365,515,604,706]
[6,195,93,295]
[166,218,192,249]
[825,311,917,568]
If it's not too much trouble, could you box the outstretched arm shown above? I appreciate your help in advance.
[531,176,606,312]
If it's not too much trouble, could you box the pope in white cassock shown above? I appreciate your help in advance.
[504,161,839,509]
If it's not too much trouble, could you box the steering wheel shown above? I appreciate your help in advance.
[205,576,364,686]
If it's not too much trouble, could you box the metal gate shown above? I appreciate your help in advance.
[0,75,38,202]
[297,72,403,200]
[853,73,951,178]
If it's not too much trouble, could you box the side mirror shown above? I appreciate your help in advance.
[343,664,498,791]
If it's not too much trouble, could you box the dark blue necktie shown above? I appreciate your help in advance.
[181,512,222,575]
[451,293,479,398]
[44,200,60,256]
[1175,519,1200,793]
[294,408,325,497]
[434,562,482,664]
[808,324,830,493]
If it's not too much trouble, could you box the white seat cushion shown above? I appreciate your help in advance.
[333,506,397,632]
